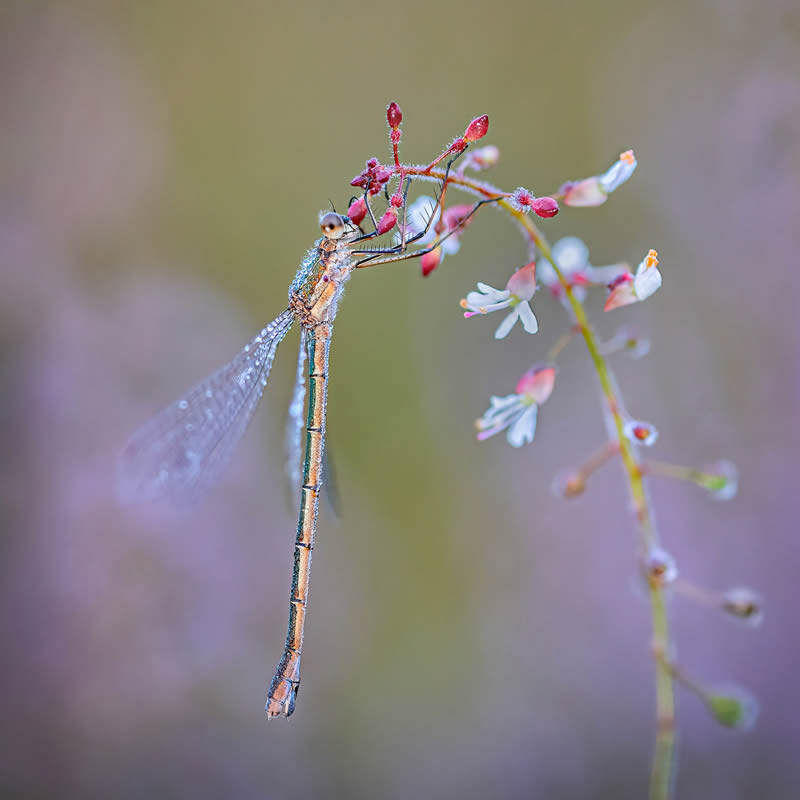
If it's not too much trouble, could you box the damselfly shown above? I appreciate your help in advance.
[117,165,498,718]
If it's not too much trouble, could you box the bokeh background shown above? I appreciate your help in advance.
[2,1,798,798]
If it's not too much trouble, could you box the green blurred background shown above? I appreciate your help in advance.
[1,1,798,797]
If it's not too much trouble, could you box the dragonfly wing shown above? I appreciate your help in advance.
[284,328,307,494]
[116,309,294,503]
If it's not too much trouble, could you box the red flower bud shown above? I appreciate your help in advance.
[449,137,468,155]
[463,114,489,142]
[347,196,367,225]
[350,174,367,188]
[386,102,403,130]
[375,167,393,184]
[366,157,378,169]
[389,192,404,208]
[420,247,441,276]
[390,129,402,144]
[532,196,559,218]
[376,209,397,235]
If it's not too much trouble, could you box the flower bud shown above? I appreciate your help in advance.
[420,247,441,277]
[386,101,403,130]
[623,419,659,446]
[463,114,489,142]
[376,209,397,235]
[532,196,559,218]
[644,546,678,585]
[552,468,586,499]
[704,460,738,501]
[704,686,759,731]
[375,167,393,184]
[347,197,367,225]
[510,187,534,211]
[721,587,763,627]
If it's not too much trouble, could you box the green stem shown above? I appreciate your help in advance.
[404,165,677,799]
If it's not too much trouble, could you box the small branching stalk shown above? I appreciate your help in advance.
[349,104,759,800]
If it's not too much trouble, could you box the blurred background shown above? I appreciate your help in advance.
[1,1,798,798]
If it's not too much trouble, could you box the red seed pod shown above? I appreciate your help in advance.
[463,114,489,142]
[420,247,441,277]
[350,174,367,188]
[532,197,559,218]
[347,196,367,225]
[386,102,403,130]
[376,209,397,235]
[375,167,393,184]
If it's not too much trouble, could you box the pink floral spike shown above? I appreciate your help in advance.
[460,262,538,338]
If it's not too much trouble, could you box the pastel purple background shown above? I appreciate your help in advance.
[1,2,798,798]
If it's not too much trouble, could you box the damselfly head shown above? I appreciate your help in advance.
[319,212,351,239]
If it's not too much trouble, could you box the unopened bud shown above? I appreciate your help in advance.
[376,209,397,235]
[420,247,442,277]
[644,546,678,585]
[347,197,367,225]
[721,587,763,627]
[390,192,404,208]
[704,460,738,501]
[463,114,489,142]
[532,197,559,218]
[623,419,659,447]
[705,686,759,731]
[552,468,586,499]
[375,167,393,184]
[510,187,534,211]
[386,101,403,130]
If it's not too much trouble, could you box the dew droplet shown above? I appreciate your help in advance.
[178,400,188,410]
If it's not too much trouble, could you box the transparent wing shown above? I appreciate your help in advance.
[116,310,295,503]
[284,328,307,493]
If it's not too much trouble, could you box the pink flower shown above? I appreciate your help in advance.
[475,365,556,447]
[460,262,538,338]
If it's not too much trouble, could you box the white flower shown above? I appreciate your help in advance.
[599,150,638,192]
[604,250,662,311]
[475,365,556,447]
[460,263,538,338]
[540,237,628,305]
[562,150,638,207]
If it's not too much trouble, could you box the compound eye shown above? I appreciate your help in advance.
[320,212,346,239]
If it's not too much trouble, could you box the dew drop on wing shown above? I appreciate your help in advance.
[115,310,294,505]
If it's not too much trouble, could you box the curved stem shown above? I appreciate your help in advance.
[402,163,676,799]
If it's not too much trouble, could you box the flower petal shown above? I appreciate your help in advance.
[552,236,590,274]
[563,178,607,207]
[599,151,637,193]
[516,365,556,404]
[507,404,538,447]
[516,301,539,334]
[506,262,537,300]
[494,308,519,339]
